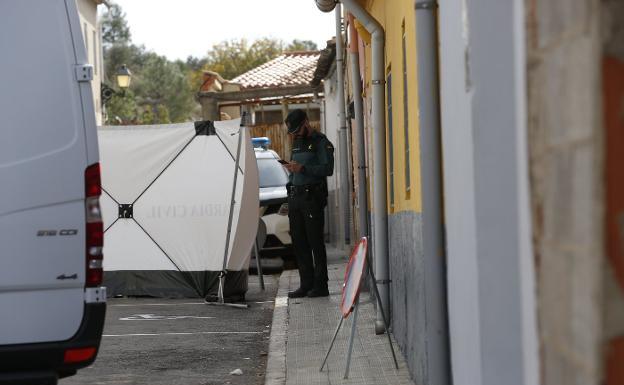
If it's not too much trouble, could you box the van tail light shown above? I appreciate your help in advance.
[64,347,97,364]
[85,163,103,287]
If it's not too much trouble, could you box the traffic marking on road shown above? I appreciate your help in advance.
[103,331,264,337]
[119,314,215,321]
[109,301,274,307]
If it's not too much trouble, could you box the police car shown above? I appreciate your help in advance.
[253,138,294,271]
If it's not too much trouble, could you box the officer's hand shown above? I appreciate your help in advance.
[285,161,304,173]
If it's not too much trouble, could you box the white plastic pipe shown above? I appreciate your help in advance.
[335,4,351,247]
[347,13,369,239]
[337,0,390,332]
[314,0,389,333]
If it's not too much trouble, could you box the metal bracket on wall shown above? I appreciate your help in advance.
[75,64,94,82]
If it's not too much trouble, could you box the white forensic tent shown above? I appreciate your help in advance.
[98,119,259,298]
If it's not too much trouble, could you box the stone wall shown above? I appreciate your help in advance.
[601,1,624,384]
[525,0,604,383]
[388,211,426,381]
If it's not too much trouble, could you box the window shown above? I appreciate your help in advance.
[387,71,395,209]
[402,22,411,196]
[257,158,289,188]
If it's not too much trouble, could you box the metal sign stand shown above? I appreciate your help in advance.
[206,118,248,309]
[253,237,265,290]
[320,254,399,378]
[253,218,268,290]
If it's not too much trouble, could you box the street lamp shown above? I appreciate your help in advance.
[115,64,132,89]
[101,64,132,103]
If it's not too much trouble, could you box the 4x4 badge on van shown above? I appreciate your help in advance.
[57,273,78,280]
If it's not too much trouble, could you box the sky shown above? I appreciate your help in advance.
[111,0,337,61]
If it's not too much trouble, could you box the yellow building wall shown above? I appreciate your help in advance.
[358,0,422,213]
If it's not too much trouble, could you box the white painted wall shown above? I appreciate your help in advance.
[438,1,482,382]
[323,69,342,246]
[76,0,104,125]
[438,1,539,384]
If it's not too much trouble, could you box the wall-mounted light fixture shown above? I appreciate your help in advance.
[102,64,132,103]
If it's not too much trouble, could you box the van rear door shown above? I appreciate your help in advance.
[0,0,96,345]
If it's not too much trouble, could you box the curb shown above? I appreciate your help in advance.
[264,270,292,385]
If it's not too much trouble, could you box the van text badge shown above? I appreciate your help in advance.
[37,229,78,236]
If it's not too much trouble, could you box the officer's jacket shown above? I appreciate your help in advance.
[289,131,335,186]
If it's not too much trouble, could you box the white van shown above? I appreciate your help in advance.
[0,1,106,383]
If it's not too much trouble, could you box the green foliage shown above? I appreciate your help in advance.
[104,49,194,124]
[101,3,130,46]
[133,53,193,123]
[186,38,319,92]
[202,38,285,80]
[101,4,319,125]
[286,39,318,51]
[104,44,146,85]
[105,90,138,124]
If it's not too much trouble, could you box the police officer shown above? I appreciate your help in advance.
[283,109,334,298]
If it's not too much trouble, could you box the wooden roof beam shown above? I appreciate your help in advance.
[197,84,323,102]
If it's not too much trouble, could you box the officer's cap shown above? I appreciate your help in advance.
[285,109,307,134]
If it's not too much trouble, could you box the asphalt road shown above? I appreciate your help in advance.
[63,274,279,385]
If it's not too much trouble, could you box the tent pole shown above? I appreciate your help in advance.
[220,125,243,303]
[206,116,249,309]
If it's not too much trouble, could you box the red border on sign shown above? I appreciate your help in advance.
[340,237,368,318]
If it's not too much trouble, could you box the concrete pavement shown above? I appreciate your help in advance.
[63,275,278,385]
[265,250,415,385]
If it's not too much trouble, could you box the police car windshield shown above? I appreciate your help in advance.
[258,158,289,188]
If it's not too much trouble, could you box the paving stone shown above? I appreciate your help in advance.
[282,263,415,385]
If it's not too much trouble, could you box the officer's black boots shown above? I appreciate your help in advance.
[287,286,329,298]
[287,287,310,298]
[306,287,329,297]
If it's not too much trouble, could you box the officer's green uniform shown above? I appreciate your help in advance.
[288,131,335,293]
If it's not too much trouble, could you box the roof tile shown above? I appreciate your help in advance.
[232,52,321,89]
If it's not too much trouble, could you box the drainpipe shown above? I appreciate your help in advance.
[348,13,369,240]
[335,4,350,249]
[315,0,390,333]
[416,1,451,383]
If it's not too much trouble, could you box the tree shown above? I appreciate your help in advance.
[102,44,148,124]
[198,38,319,82]
[101,3,131,46]
[105,90,139,124]
[100,3,319,125]
[203,38,285,80]
[184,56,208,71]
[286,39,318,51]
[133,53,194,123]
[103,43,147,84]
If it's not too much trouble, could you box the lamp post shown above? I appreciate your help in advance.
[115,64,132,90]
[101,64,132,103]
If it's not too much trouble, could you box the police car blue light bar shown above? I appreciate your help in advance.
[252,137,271,149]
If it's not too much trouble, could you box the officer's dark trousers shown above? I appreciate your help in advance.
[288,191,328,291]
